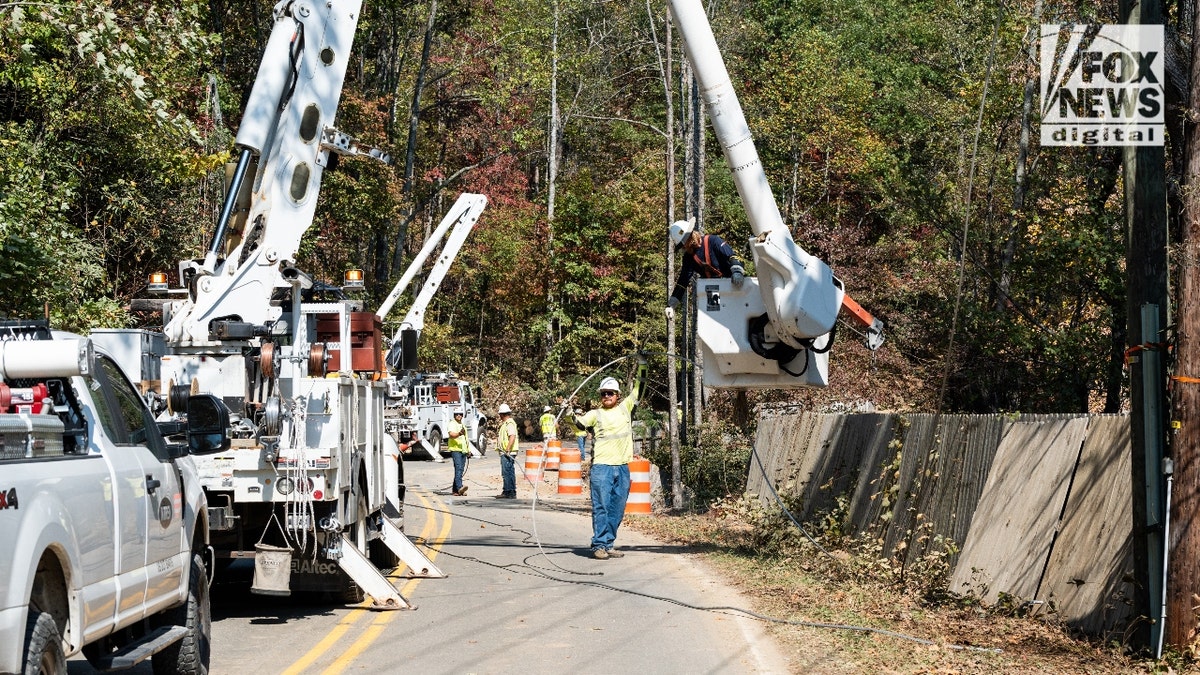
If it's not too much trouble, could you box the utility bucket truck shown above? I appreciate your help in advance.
[144,0,443,608]
[668,0,885,388]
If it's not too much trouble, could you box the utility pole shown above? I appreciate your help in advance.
[1117,0,1169,651]
[1166,2,1200,650]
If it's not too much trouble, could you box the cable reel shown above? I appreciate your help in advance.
[308,343,328,377]
[259,341,280,380]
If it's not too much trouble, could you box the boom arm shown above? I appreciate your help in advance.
[378,194,488,369]
[165,0,385,346]
[668,0,884,387]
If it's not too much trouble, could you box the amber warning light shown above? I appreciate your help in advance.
[343,269,365,289]
[148,272,169,293]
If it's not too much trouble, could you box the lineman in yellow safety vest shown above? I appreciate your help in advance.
[573,358,647,560]
[448,411,469,496]
[540,406,557,441]
[496,404,518,499]
[573,408,587,457]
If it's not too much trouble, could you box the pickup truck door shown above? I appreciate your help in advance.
[78,361,150,637]
[90,357,186,621]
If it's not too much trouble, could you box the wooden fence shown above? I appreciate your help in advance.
[748,412,1135,639]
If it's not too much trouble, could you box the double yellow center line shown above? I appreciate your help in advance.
[280,488,452,674]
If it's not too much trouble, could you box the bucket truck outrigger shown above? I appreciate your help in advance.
[153,0,444,608]
[668,0,885,388]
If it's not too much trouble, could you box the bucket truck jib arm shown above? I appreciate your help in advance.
[668,0,885,389]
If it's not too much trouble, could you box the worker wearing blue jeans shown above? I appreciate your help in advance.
[496,404,518,498]
[448,411,469,495]
[574,359,646,559]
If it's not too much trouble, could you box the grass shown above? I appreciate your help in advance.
[623,504,1172,674]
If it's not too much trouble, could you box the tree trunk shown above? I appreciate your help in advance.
[544,0,561,376]
[996,0,1040,312]
[388,0,438,282]
[655,0,682,509]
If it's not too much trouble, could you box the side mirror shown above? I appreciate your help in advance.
[187,394,231,455]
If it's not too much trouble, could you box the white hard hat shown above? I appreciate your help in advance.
[669,219,695,249]
[543,405,551,412]
[498,403,512,414]
[598,377,621,393]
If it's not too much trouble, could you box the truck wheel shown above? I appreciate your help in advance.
[23,609,66,675]
[426,429,442,457]
[475,431,487,456]
[152,553,211,675]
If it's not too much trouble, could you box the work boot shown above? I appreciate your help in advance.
[592,548,609,560]
[606,549,625,558]
[458,486,468,495]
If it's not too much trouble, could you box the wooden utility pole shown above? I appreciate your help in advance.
[1166,2,1200,649]
[1118,0,1171,652]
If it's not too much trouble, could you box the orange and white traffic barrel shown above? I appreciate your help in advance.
[524,444,545,483]
[545,439,561,471]
[625,456,652,515]
[557,447,583,495]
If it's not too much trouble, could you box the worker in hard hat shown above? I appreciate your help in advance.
[447,410,469,495]
[539,405,557,442]
[496,404,518,498]
[667,218,745,313]
[574,358,648,560]
[573,408,588,457]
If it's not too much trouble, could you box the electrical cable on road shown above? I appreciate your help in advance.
[405,499,1001,654]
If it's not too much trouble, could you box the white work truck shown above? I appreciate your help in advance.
[0,323,225,675]
[385,373,487,457]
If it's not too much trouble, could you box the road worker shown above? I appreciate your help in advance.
[574,358,647,559]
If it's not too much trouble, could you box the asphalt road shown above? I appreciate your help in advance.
[71,447,788,674]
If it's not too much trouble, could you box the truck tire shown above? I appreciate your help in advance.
[426,428,442,457]
[475,431,487,456]
[23,609,66,675]
[152,553,211,675]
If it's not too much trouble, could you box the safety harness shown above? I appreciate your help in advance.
[691,235,724,278]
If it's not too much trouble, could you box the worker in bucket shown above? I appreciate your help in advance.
[574,357,647,560]
[540,405,557,442]
[667,218,745,313]
[496,404,519,499]
[448,410,469,495]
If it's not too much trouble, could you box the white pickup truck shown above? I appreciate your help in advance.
[0,323,227,675]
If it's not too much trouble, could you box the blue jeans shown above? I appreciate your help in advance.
[500,453,517,496]
[451,452,467,493]
[589,463,630,551]
[576,435,586,456]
